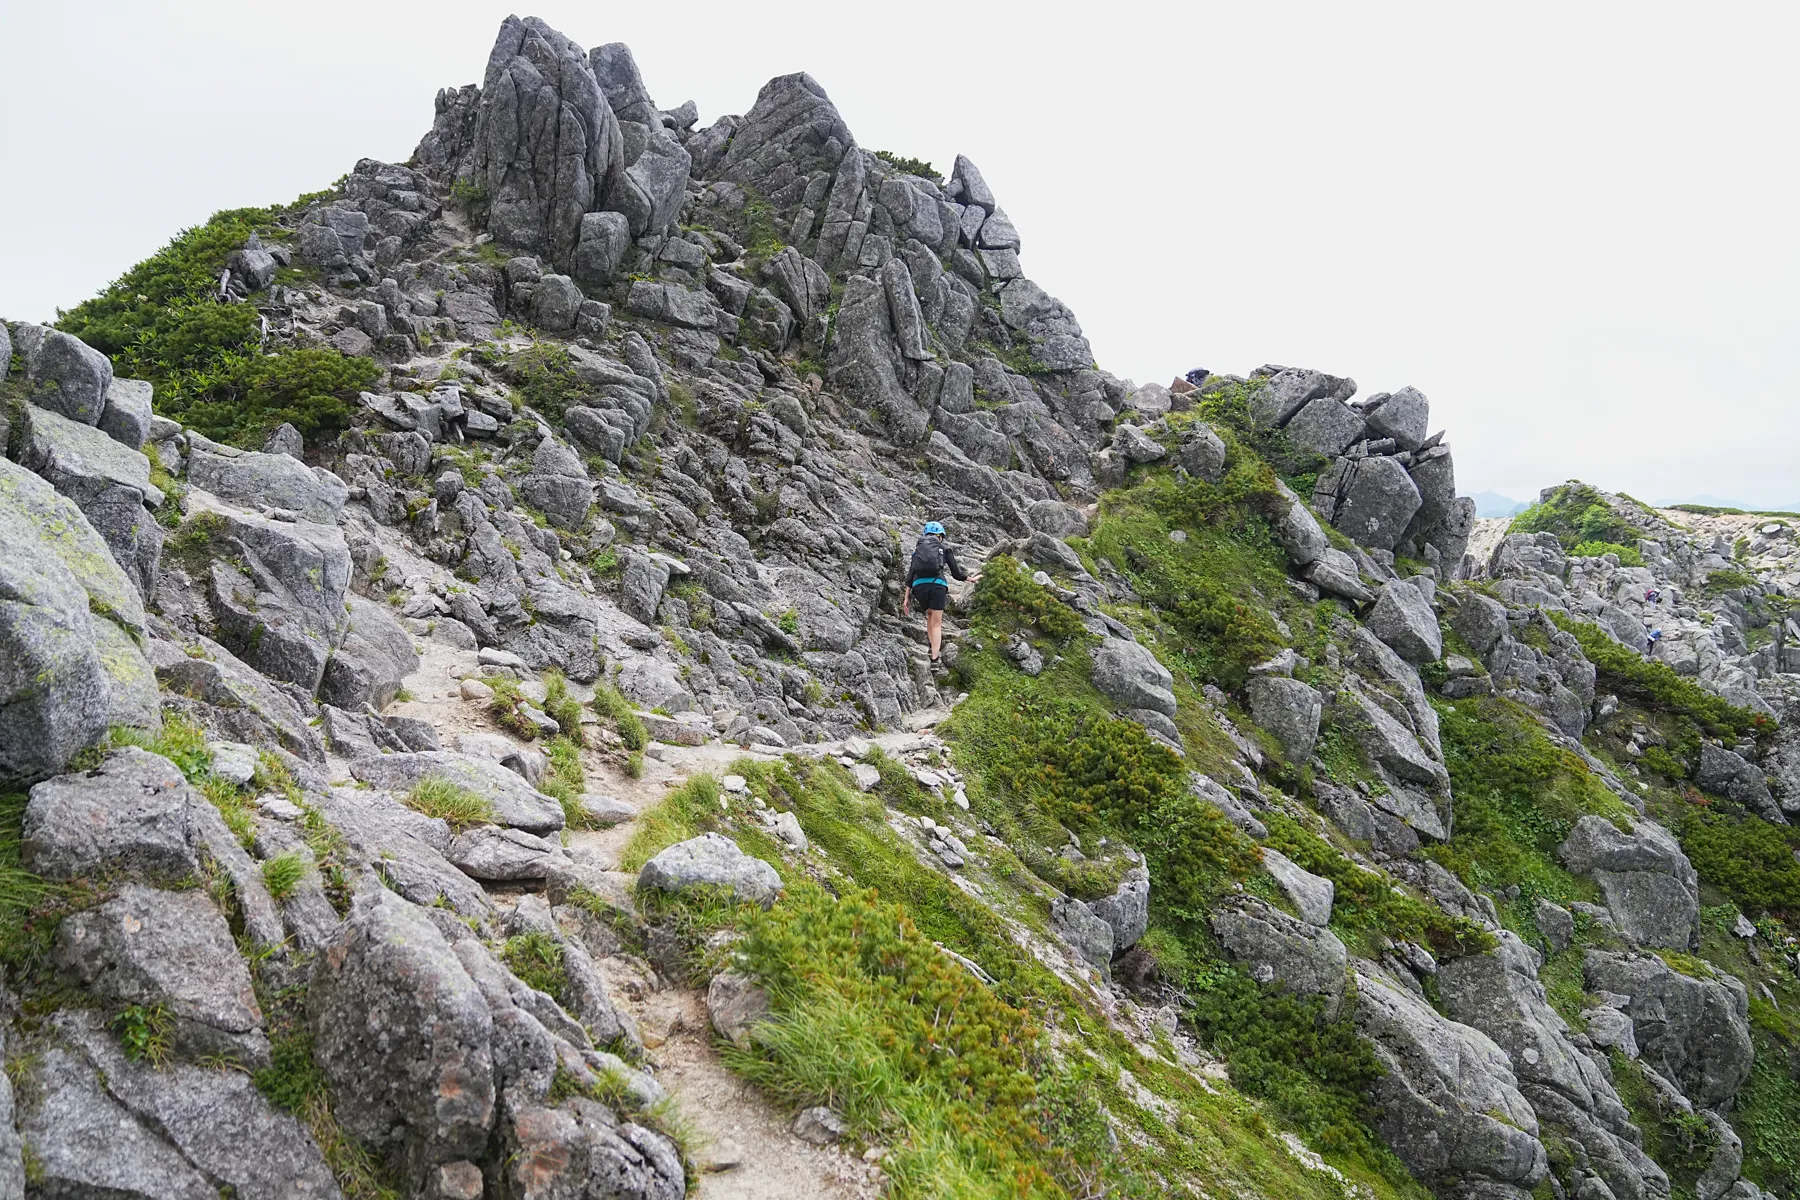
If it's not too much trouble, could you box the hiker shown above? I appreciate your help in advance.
[1644,587,1660,604]
[1647,628,1663,653]
[901,521,970,665]
[1184,367,1210,387]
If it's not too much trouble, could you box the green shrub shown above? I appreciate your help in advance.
[1568,540,1644,566]
[873,151,942,183]
[1510,482,1642,550]
[1264,812,1493,958]
[1705,569,1758,594]
[1549,612,1768,738]
[1183,965,1404,1177]
[943,673,1260,922]
[55,200,379,445]
[402,777,493,830]
[968,555,1086,641]
[505,342,584,420]
[1430,695,1633,915]
[1678,808,1800,916]
[728,880,1053,1198]
[1079,473,1288,689]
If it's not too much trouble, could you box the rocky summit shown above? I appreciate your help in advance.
[3,14,1800,1200]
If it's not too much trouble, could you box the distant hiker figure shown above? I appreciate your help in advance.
[1647,628,1663,653]
[902,521,970,666]
[1644,588,1660,603]
[1184,368,1210,387]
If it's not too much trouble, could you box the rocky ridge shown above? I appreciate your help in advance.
[2,13,1800,1200]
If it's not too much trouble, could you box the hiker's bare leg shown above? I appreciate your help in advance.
[927,609,943,659]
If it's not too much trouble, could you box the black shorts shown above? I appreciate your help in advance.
[911,582,949,611]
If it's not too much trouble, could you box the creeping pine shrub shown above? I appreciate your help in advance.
[56,204,377,444]
[873,150,942,183]
[1183,964,1406,1178]
[969,555,1087,641]
[504,342,585,421]
[1078,472,1288,689]
[1509,482,1644,551]
[1568,540,1645,566]
[943,683,1260,920]
[1548,612,1768,738]
[1678,809,1800,916]
[1705,568,1758,594]
[727,880,1055,1198]
[1263,812,1493,958]
[402,777,493,831]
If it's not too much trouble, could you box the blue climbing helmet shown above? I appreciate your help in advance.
[923,521,946,536]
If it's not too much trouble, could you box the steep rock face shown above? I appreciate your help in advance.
[0,456,155,786]
[1354,964,1549,1199]
[1440,933,1669,1200]
[460,16,624,268]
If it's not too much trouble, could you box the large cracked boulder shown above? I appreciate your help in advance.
[1366,580,1442,664]
[320,593,416,710]
[347,751,565,834]
[1090,638,1177,717]
[23,747,222,882]
[1557,815,1698,949]
[638,832,781,907]
[20,1012,339,1200]
[1440,933,1670,1200]
[309,890,496,1181]
[1088,865,1150,952]
[185,432,348,523]
[54,884,271,1068]
[1321,455,1423,551]
[201,505,351,693]
[0,456,155,787]
[19,404,165,599]
[1246,675,1323,763]
[1210,896,1349,1016]
[1354,965,1549,1197]
[1585,951,1754,1111]
[10,323,114,424]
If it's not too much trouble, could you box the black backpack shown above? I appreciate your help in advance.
[908,537,946,582]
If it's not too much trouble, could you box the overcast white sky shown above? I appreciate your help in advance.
[4,1,1797,506]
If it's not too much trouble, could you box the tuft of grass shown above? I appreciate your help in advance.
[260,852,308,901]
[501,931,570,1000]
[619,775,721,872]
[253,1028,400,1199]
[112,1003,174,1066]
[541,736,590,830]
[542,669,585,738]
[592,683,647,751]
[402,777,493,831]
